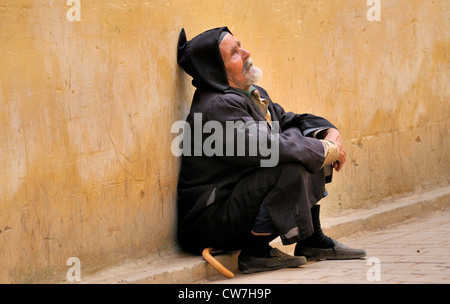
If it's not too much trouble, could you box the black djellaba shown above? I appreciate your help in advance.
[175,27,365,272]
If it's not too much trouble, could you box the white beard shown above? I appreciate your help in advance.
[243,58,263,86]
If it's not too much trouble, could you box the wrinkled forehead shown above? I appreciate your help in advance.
[219,33,241,57]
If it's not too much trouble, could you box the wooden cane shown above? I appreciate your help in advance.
[202,248,234,279]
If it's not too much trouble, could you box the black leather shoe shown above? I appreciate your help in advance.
[295,239,366,261]
[239,248,307,274]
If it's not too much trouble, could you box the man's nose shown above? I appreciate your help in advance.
[241,48,251,60]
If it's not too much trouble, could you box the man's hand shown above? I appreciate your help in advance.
[323,128,347,172]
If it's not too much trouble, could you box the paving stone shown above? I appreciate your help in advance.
[203,210,450,284]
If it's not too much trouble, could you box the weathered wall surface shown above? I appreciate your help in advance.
[0,0,448,283]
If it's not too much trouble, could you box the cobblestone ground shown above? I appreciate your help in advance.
[204,210,450,284]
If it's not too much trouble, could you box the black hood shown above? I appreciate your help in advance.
[177,27,232,92]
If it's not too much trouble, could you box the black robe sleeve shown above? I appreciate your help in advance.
[255,86,337,136]
[204,94,327,173]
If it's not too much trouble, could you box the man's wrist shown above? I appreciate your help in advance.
[320,139,340,167]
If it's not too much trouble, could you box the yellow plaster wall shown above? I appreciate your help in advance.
[0,0,448,283]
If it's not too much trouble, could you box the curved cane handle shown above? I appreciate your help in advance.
[202,248,234,279]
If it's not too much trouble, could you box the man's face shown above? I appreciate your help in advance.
[219,33,262,91]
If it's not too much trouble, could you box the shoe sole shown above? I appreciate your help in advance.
[239,256,307,274]
[296,247,367,261]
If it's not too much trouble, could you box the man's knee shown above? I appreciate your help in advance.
[275,162,307,180]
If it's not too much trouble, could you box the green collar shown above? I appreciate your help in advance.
[229,85,256,98]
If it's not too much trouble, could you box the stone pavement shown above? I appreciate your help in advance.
[80,186,449,284]
[201,210,450,284]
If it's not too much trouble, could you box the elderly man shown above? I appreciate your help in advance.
[176,27,365,273]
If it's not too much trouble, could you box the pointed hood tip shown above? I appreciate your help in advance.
[177,28,188,65]
[176,27,232,93]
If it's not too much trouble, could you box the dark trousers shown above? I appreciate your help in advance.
[179,162,326,253]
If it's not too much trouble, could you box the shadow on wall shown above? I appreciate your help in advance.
[174,60,194,122]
